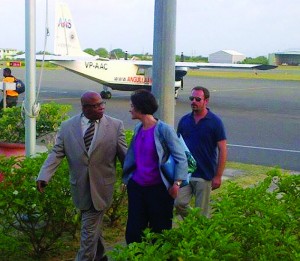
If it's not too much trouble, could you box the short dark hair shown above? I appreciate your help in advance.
[192,86,210,99]
[131,89,158,115]
[3,68,11,75]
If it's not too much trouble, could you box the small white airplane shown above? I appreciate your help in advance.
[17,2,277,99]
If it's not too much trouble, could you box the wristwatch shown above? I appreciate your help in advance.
[174,181,182,187]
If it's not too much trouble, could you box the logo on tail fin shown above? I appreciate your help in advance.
[54,2,92,57]
[58,18,72,29]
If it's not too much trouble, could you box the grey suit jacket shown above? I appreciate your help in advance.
[37,114,127,211]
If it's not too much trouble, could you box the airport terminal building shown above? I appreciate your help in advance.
[268,50,300,66]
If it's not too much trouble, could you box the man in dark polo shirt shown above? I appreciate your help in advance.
[175,86,227,218]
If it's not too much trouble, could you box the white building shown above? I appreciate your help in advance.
[0,48,18,60]
[208,50,246,64]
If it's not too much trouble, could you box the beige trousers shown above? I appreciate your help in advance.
[174,178,212,218]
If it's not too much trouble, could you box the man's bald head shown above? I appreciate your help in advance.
[81,91,106,120]
[81,91,101,104]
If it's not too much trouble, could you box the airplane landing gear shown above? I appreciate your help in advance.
[100,91,112,99]
[175,88,179,99]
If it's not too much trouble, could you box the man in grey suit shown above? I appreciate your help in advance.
[36,91,127,261]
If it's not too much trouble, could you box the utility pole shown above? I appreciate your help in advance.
[152,0,177,127]
[25,0,37,156]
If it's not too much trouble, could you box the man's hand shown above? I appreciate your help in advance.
[211,176,222,190]
[36,180,47,193]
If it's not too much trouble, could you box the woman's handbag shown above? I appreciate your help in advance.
[160,132,197,187]
[160,152,176,184]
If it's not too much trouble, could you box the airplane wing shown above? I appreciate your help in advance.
[132,60,152,67]
[14,53,98,61]
[176,62,277,70]
[132,60,276,70]
[14,53,276,71]
[132,61,191,72]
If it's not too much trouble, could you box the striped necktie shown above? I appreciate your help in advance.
[84,120,95,151]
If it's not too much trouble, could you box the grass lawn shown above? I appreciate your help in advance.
[188,65,300,81]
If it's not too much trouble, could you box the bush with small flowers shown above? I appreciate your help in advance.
[0,153,79,259]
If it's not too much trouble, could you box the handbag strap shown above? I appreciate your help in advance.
[157,123,170,162]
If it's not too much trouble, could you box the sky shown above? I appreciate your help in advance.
[1,0,300,58]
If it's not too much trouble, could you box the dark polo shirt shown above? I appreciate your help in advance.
[177,109,226,181]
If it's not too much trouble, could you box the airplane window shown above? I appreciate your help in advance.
[137,68,145,75]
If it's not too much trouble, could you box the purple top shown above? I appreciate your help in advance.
[132,125,162,186]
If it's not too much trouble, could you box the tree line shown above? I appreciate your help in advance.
[83,47,269,64]
[15,47,269,65]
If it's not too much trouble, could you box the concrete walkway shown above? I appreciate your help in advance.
[222,168,245,180]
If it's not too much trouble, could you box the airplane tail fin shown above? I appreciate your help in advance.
[54,2,91,57]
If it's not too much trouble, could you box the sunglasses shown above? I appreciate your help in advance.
[83,101,106,109]
[189,96,202,102]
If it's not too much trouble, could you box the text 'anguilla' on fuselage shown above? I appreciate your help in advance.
[85,62,108,70]
[113,76,152,85]
[128,76,152,84]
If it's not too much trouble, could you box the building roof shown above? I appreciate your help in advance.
[272,50,300,55]
[221,50,245,56]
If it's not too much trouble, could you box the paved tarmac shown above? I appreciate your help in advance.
[11,68,300,171]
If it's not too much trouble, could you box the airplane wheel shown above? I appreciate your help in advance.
[106,91,112,99]
[101,91,112,99]
[100,91,107,99]
[175,89,179,99]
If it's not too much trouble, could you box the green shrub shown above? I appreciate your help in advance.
[0,129,134,259]
[0,154,79,259]
[109,169,300,260]
[0,102,72,144]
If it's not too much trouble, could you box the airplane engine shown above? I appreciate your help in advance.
[175,68,188,82]
[175,67,188,98]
